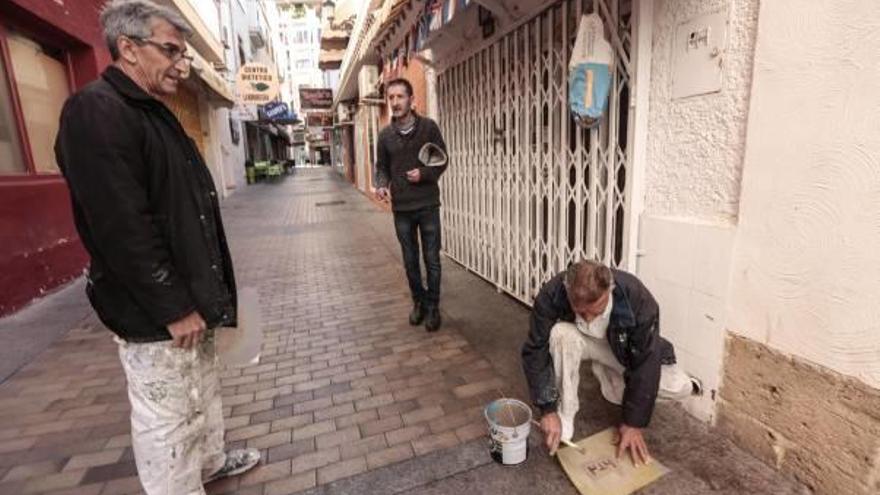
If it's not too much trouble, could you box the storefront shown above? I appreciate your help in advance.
[244,121,291,163]
[0,0,110,315]
[162,51,238,193]
[431,0,638,304]
[162,84,207,157]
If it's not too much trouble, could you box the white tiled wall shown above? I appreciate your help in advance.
[637,215,735,423]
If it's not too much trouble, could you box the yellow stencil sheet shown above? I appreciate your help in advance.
[557,427,669,495]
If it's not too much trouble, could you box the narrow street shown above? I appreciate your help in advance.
[0,169,806,495]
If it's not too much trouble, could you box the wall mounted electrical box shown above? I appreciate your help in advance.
[672,11,728,99]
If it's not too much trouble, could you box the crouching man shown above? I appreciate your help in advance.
[522,260,699,464]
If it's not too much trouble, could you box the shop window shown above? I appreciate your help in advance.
[0,46,25,175]
[6,31,70,174]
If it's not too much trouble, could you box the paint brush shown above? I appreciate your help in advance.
[529,419,587,455]
[496,389,518,427]
[493,389,586,455]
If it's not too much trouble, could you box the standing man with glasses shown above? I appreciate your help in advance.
[54,1,259,493]
[375,78,449,332]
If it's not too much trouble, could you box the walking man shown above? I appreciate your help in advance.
[522,260,699,464]
[55,1,259,493]
[375,78,448,332]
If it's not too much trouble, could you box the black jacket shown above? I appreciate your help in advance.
[521,269,676,428]
[55,66,237,342]
[374,114,447,212]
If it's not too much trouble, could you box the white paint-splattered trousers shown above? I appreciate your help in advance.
[548,322,693,440]
[117,333,226,495]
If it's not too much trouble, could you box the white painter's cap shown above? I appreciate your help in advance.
[418,142,447,167]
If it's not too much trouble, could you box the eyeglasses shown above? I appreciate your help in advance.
[130,37,194,65]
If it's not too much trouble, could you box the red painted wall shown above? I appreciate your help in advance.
[0,0,109,316]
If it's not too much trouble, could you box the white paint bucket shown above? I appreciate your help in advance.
[484,398,532,466]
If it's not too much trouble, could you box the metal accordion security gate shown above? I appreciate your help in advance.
[438,0,636,305]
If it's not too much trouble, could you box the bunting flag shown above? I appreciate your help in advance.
[443,0,455,25]
[415,0,470,48]
[427,0,443,32]
[410,23,419,54]
[416,13,429,49]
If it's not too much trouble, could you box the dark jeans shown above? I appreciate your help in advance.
[393,206,442,309]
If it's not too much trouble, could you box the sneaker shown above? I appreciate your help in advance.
[409,302,425,326]
[204,448,261,484]
[690,376,703,396]
[424,307,442,332]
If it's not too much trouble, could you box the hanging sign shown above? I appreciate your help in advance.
[232,104,259,121]
[306,112,334,127]
[236,63,280,104]
[263,101,290,120]
[299,88,333,109]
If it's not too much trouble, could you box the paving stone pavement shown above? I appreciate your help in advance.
[0,168,809,495]
[0,169,506,495]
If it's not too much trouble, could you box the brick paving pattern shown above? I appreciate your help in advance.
[0,169,505,494]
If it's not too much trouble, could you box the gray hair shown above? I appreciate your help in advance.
[100,0,192,60]
[564,260,613,305]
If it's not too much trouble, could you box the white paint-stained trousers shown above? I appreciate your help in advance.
[549,322,692,440]
[117,333,226,495]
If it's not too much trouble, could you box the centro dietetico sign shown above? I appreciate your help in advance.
[236,63,280,104]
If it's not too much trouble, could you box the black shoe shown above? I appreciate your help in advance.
[424,307,442,332]
[409,303,425,326]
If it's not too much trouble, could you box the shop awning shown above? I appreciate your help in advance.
[188,43,234,106]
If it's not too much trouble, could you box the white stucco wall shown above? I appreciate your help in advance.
[638,216,733,422]
[727,0,880,388]
[212,107,247,197]
[644,0,758,221]
[189,0,222,41]
[635,0,760,422]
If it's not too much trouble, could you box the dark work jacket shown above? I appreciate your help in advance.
[521,269,676,428]
[374,114,447,212]
[55,66,237,342]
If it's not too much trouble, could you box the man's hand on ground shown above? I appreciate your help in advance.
[375,187,390,201]
[540,412,562,455]
[167,311,206,349]
[406,168,421,183]
[615,424,651,466]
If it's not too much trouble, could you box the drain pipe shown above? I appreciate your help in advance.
[626,0,654,274]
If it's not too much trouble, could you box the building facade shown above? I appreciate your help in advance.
[320,0,357,172]
[277,1,324,165]
[0,0,108,316]
[237,0,294,164]
[158,0,242,201]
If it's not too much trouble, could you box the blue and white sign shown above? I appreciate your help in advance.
[263,101,289,120]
